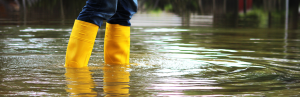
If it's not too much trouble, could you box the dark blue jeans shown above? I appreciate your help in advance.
[77,0,138,27]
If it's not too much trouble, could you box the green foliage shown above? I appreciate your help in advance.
[239,6,286,28]
[164,4,172,11]
[240,8,268,28]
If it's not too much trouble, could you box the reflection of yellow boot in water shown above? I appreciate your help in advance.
[103,64,130,97]
[65,20,99,68]
[104,23,130,64]
[65,67,97,96]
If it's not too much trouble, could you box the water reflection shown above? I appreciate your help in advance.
[103,64,130,97]
[65,67,97,96]
[0,25,300,96]
[65,64,131,96]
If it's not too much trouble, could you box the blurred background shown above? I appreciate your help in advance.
[0,0,299,29]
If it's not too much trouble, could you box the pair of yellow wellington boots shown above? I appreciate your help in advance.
[65,20,130,68]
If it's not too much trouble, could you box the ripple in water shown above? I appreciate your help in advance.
[0,26,300,96]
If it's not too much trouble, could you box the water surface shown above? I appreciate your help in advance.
[1,9,300,96]
[1,22,300,96]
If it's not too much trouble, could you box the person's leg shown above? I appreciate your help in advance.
[65,0,118,68]
[104,0,138,64]
[107,0,138,26]
[77,0,118,27]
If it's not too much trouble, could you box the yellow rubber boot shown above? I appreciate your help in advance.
[104,23,130,64]
[65,20,99,68]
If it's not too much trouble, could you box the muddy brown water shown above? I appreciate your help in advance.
[1,13,300,96]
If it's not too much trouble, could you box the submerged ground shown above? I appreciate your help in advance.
[1,11,300,96]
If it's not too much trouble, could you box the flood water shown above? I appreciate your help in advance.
[1,0,300,96]
[1,12,300,96]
